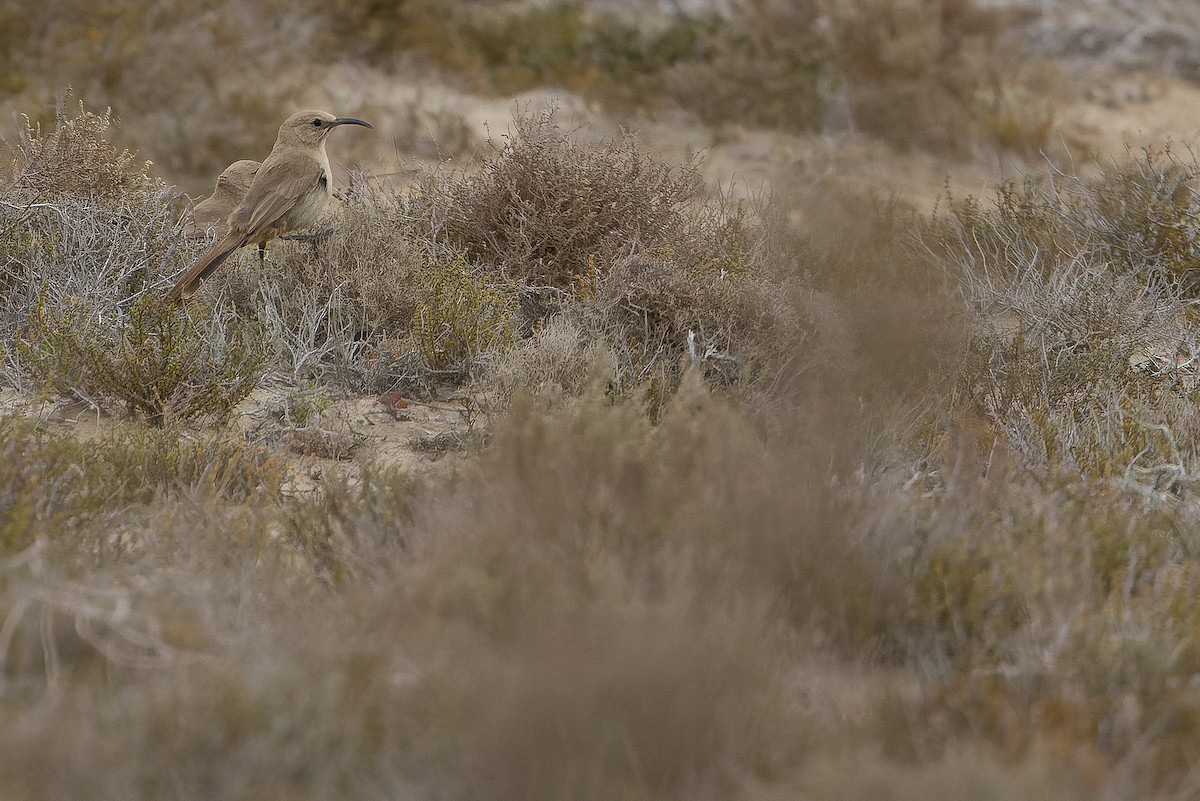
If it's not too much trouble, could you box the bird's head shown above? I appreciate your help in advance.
[212,159,261,197]
[277,110,373,148]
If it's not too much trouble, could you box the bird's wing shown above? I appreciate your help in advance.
[230,151,325,237]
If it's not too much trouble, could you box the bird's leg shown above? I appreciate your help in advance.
[282,225,336,257]
[281,225,336,245]
[258,242,266,263]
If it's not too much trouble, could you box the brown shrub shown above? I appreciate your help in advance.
[591,246,807,407]
[411,106,704,289]
[664,0,824,132]
[402,107,813,405]
[6,101,161,204]
[820,0,1029,152]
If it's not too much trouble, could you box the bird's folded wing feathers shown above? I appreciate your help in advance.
[231,152,326,236]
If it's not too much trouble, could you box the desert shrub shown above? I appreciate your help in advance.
[0,108,245,408]
[319,0,746,113]
[280,464,417,583]
[270,190,425,333]
[318,0,1032,154]
[5,102,162,204]
[663,0,824,132]
[208,191,427,391]
[0,189,185,347]
[819,0,1031,152]
[896,471,1200,789]
[0,361,1133,798]
[0,389,890,801]
[0,417,283,555]
[0,0,315,194]
[403,107,812,404]
[493,313,616,395]
[938,150,1200,287]
[18,294,265,426]
[0,101,187,326]
[412,106,704,289]
[918,151,1200,480]
[590,246,806,412]
[411,255,519,374]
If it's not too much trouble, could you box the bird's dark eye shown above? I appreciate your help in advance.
[311,118,322,127]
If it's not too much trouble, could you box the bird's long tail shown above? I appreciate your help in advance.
[165,233,247,304]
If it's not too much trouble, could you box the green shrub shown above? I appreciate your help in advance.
[411,256,518,373]
[0,417,283,555]
[18,294,265,426]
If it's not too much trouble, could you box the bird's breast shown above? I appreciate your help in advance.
[279,168,332,232]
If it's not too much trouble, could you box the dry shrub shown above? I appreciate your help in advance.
[434,607,794,801]
[414,106,704,289]
[819,0,1038,152]
[0,369,1123,799]
[19,294,265,426]
[0,389,878,800]
[213,194,427,390]
[223,185,425,334]
[405,107,812,405]
[894,470,1200,791]
[0,417,282,555]
[918,150,1200,480]
[797,748,1085,801]
[0,189,183,351]
[493,313,616,395]
[318,0,726,113]
[396,387,908,653]
[0,104,271,420]
[764,173,968,448]
[5,102,161,204]
[593,247,806,407]
[0,102,184,315]
[664,0,824,132]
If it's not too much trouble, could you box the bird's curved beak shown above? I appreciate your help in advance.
[331,117,372,129]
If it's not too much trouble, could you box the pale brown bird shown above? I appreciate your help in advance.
[188,159,261,234]
[167,110,371,303]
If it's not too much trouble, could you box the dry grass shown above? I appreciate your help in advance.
[918,147,1200,484]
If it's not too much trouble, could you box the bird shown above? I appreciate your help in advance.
[188,159,261,235]
[167,110,372,303]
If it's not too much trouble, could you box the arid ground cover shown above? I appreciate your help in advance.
[6,1,1200,798]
